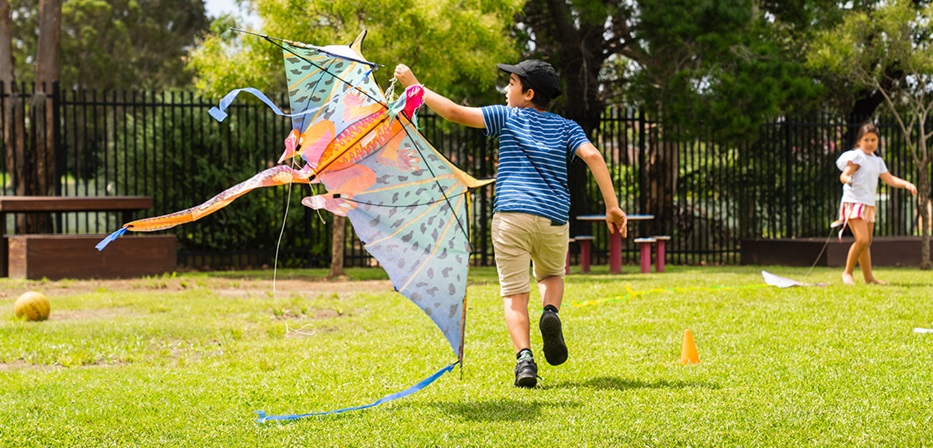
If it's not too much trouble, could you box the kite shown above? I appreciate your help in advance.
[96,31,493,421]
[761,271,826,288]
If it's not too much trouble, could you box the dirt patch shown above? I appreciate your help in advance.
[51,308,137,321]
[0,360,58,372]
[0,277,394,300]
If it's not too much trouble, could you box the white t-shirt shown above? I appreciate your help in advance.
[836,149,888,206]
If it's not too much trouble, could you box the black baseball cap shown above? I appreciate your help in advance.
[497,59,562,100]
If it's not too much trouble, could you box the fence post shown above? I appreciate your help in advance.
[52,81,62,196]
[784,119,794,237]
[638,109,647,215]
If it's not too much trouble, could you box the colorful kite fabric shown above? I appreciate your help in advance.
[96,31,492,420]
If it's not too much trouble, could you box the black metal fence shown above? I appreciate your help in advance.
[1,82,928,268]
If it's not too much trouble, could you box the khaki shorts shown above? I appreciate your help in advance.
[491,212,569,297]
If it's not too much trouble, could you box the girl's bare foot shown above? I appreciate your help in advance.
[842,272,856,285]
[866,278,887,285]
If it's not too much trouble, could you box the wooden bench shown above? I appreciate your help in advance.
[633,235,672,274]
[576,214,655,274]
[572,235,595,274]
[654,236,671,272]
[633,238,656,274]
[0,196,176,279]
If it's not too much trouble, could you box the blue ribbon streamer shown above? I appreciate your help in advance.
[208,87,326,123]
[95,227,128,251]
[255,361,458,423]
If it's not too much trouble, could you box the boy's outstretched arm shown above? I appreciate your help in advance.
[576,143,627,236]
[394,64,485,129]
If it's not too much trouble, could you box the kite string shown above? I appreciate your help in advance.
[804,226,836,277]
[385,77,398,102]
[272,176,291,329]
[272,158,302,335]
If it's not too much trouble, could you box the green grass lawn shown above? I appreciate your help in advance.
[1,266,931,446]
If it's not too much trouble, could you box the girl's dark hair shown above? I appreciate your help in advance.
[517,76,553,109]
[854,122,881,149]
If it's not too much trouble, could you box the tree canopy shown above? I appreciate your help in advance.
[9,0,210,90]
[188,0,524,104]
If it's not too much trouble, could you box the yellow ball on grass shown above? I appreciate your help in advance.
[14,291,50,321]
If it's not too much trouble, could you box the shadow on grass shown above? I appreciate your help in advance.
[541,376,720,391]
[428,399,582,422]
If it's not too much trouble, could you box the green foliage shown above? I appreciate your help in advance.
[188,0,524,105]
[10,0,210,89]
[2,266,933,445]
[808,0,933,90]
[624,1,823,142]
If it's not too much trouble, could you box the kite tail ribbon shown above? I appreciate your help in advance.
[208,87,325,122]
[254,361,458,423]
[95,227,128,251]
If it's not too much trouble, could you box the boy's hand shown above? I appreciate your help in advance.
[906,181,918,195]
[606,206,627,237]
[394,64,419,88]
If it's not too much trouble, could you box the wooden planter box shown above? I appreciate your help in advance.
[740,236,932,267]
[7,234,177,280]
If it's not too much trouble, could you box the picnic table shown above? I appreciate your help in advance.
[575,214,654,274]
[0,196,176,279]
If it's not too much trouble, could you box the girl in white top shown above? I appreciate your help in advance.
[834,122,916,285]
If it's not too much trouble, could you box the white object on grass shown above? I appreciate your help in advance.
[762,271,804,288]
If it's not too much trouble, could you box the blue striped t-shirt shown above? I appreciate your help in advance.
[481,105,590,224]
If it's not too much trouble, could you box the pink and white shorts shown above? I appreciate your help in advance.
[831,202,876,239]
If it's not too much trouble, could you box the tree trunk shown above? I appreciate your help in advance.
[35,0,61,197]
[25,0,61,233]
[35,0,62,88]
[327,215,347,279]
[645,126,677,235]
[558,35,607,237]
[1,0,28,231]
[918,166,931,270]
[1,0,18,193]
[0,1,11,89]
[537,0,610,237]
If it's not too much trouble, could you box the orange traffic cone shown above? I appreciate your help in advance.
[680,329,700,364]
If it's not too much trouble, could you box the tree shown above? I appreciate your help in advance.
[1,0,25,198]
[189,0,523,274]
[515,1,823,234]
[0,1,12,89]
[189,0,523,103]
[808,0,933,269]
[32,0,60,199]
[8,0,210,89]
[327,216,347,280]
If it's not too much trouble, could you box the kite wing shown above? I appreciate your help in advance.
[302,94,493,361]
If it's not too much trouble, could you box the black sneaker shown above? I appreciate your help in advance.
[540,309,568,365]
[514,357,538,388]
